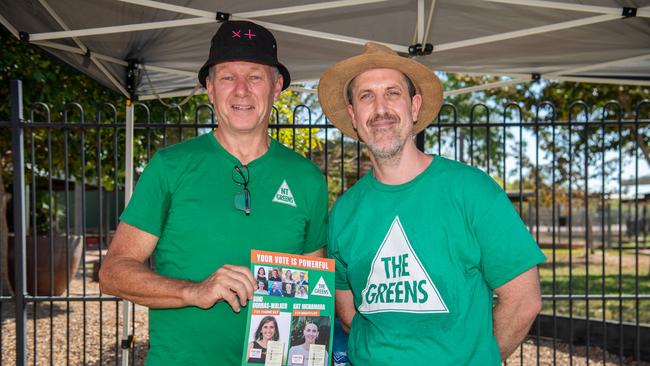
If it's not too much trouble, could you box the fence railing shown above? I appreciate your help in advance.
[1,80,649,365]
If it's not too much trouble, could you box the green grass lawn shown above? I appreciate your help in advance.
[538,248,650,324]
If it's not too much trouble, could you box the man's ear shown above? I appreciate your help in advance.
[411,94,423,122]
[272,74,283,100]
[347,104,358,130]
[205,75,215,104]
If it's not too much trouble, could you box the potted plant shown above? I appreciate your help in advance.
[9,186,83,296]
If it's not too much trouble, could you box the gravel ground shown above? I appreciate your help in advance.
[505,338,648,366]
[1,268,149,366]
[1,269,647,365]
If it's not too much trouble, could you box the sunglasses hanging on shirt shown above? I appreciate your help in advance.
[232,165,251,215]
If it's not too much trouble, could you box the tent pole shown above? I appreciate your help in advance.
[90,56,131,97]
[121,99,135,366]
[422,0,436,46]
[115,0,389,19]
[38,0,87,52]
[549,76,650,86]
[483,0,650,18]
[31,41,128,66]
[28,17,215,41]
[433,14,619,53]
[444,78,529,97]
[115,0,214,17]
[0,13,18,38]
[547,53,650,78]
[35,0,131,97]
[417,0,424,44]
[236,0,390,18]
[250,19,409,53]
[31,41,198,78]
[139,64,196,77]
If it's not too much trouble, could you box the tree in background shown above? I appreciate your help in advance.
[436,73,649,190]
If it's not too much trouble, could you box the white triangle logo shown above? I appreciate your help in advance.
[310,276,331,297]
[358,216,448,314]
[272,180,296,207]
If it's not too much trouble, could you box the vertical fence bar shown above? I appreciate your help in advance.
[11,80,27,366]
[583,109,590,364]
[617,114,623,364]
[534,105,541,366]
[112,107,121,365]
[599,104,609,365]
[567,105,575,366]
[633,102,641,363]
[550,104,557,366]
[28,105,41,366]
[121,100,135,366]
[415,131,425,151]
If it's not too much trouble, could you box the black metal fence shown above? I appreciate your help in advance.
[1,80,649,365]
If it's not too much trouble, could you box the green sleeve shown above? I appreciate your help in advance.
[467,170,546,289]
[303,175,329,253]
[327,206,350,290]
[119,153,171,237]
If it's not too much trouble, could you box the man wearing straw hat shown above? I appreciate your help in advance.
[320,43,545,365]
[100,21,328,365]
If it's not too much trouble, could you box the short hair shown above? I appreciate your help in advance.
[346,71,416,105]
[207,64,280,83]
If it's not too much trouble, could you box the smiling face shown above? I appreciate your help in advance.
[257,267,265,276]
[303,323,319,344]
[257,281,266,290]
[206,61,283,136]
[261,320,276,341]
[346,68,422,161]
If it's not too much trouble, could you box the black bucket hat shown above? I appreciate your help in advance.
[198,20,291,90]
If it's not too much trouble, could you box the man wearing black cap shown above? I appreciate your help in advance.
[99,21,328,365]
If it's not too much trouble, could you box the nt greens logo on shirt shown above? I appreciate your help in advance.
[272,179,296,207]
[359,216,448,314]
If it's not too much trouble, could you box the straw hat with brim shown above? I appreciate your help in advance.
[318,42,443,140]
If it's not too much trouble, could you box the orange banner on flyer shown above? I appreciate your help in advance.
[292,310,320,317]
[252,309,280,316]
[250,250,334,272]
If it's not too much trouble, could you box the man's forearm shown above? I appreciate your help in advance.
[493,294,542,360]
[492,303,537,360]
[335,289,356,333]
[492,266,543,360]
[99,258,194,308]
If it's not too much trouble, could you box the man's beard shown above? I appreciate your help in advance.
[365,112,411,161]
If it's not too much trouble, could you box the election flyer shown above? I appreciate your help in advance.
[241,250,335,366]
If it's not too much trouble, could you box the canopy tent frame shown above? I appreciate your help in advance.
[3,0,649,101]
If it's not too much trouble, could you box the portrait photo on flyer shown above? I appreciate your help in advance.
[241,250,335,366]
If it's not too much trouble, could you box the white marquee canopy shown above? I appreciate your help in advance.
[2,0,649,101]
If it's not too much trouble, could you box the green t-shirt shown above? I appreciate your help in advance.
[120,132,328,366]
[328,155,545,366]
